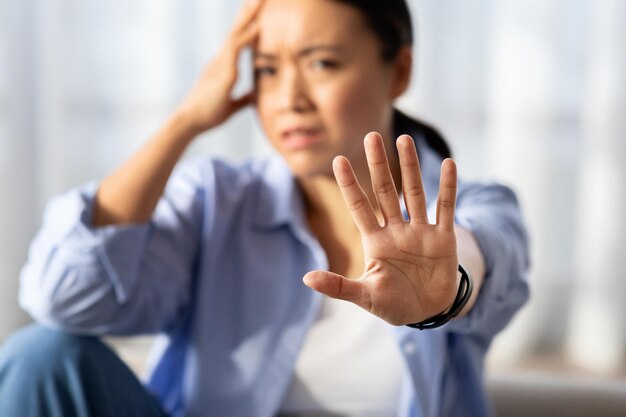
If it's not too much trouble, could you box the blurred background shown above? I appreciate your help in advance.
[1,0,625,384]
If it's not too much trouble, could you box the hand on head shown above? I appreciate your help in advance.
[175,0,264,135]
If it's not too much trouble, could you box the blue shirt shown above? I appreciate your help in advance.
[19,134,529,417]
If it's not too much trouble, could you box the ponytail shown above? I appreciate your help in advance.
[393,109,452,160]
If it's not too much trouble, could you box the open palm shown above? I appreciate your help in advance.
[303,132,460,326]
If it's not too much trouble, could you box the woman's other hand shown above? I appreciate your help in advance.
[175,0,262,135]
[93,0,263,227]
[303,132,471,326]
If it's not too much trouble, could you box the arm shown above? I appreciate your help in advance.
[446,182,530,337]
[93,0,262,227]
[454,225,486,318]
[92,114,197,226]
[19,0,264,335]
[19,162,206,335]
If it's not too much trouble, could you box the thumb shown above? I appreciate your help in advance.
[303,270,369,307]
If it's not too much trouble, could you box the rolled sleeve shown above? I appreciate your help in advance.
[69,183,152,304]
[20,161,207,335]
[445,183,530,340]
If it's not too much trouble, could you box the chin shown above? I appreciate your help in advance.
[281,153,334,179]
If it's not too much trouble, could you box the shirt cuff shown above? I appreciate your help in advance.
[444,213,530,338]
[55,181,152,304]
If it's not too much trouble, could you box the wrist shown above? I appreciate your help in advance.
[406,264,473,330]
[167,111,204,144]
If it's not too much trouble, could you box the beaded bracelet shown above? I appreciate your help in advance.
[406,264,473,330]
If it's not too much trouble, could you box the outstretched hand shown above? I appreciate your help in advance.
[303,132,460,326]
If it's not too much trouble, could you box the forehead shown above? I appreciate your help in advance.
[257,0,373,51]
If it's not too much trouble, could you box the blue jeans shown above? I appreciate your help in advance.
[0,324,170,417]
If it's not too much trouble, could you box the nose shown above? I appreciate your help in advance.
[277,67,314,113]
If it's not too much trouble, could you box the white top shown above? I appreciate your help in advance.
[277,295,407,417]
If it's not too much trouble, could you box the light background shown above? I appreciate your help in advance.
[1,0,625,378]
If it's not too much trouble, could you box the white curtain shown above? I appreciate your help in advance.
[564,0,626,374]
[1,0,624,375]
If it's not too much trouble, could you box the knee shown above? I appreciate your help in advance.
[0,324,105,379]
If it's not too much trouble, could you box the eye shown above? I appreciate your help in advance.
[254,66,277,78]
[310,59,340,70]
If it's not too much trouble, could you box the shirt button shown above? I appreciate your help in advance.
[403,341,417,355]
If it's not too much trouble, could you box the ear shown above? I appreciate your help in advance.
[390,46,413,99]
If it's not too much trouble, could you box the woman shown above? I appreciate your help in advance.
[0,0,529,416]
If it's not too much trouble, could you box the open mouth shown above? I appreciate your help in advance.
[282,128,323,150]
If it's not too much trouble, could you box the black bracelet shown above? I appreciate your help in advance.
[406,264,473,330]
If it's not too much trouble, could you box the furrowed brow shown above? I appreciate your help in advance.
[253,52,276,60]
[297,45,344,58]
[254,45,344,60]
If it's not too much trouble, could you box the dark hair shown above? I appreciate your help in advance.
[333,0,413,62]
[393,109,452,160]
[332,0,452,159]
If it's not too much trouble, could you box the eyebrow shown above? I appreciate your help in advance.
[254,45,345,60]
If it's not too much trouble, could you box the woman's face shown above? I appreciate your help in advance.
[254,0,405,178]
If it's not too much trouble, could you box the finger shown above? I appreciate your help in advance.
[221,19,260,85]
[232,18,260,49]
[396,135,428,224]
[364,132,404,225]
[333,156,380,235]
[232,0,264,35]
[303,271,370,308]
[436,158,458,231]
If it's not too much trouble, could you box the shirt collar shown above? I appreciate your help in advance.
[251,154,305,231]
